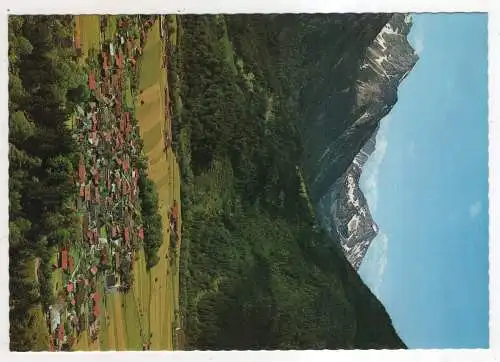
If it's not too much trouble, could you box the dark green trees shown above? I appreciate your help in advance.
[138,170,163,269]
[8,15,86,351]
[171,14,406,350]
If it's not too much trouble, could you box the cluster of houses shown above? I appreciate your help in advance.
[47,15,160,351]
[48,246,104,351]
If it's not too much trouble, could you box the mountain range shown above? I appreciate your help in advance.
[173,12,419,349]
[317,129,380,269]
[300,13,419,269]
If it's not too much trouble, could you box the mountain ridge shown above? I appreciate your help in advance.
[317,128,381,269]
[302,13,418,203]
[173,13,414,350]
[301,13,418,270]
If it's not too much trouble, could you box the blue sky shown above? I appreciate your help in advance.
[358,13,489,349]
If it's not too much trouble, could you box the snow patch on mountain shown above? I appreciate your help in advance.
[315,14,418,270]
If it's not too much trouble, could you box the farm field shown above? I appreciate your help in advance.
[135,20,181,351]
[75,15,100,61]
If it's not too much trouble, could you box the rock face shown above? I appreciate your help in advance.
[300,14,418,269]
[316,129,380,270]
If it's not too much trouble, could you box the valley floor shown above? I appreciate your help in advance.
[50,15,182,351]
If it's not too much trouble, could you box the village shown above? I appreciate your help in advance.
[45,15,180,351]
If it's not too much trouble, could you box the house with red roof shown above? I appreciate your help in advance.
[115,99,122,114]
[101,249,109,265]
[89,72,96,90]
[61,249,68,271]
[78,156,86,184]
[93,303,100,317]
[124,227,130,243]
[91,291,101,318]
[49,335,55,351]
[123,159,130,173]
[92,113,98,131]
[102,51,109,71]
[172,201,179,220]
[116,176,122,192]
[58,323,65,344]
[90,186,95,204]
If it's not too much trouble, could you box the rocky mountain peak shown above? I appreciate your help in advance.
[306,14,418,269]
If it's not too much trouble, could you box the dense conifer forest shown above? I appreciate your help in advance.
[169,14,405,349]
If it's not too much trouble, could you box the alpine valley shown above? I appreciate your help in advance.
[172,12,418,349]
[8,12,419,351]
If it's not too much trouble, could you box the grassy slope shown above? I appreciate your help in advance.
[23,258,50,351]
[135,20,181,351]
[71,15,180,351]
[75,15,100,61]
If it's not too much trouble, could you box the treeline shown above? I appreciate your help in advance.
[127,18,164,271]
[170,15,405,350]
[9,16,88,351]
[137,167,163,269]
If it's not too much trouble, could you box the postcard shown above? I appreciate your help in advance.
[5,5,492,359]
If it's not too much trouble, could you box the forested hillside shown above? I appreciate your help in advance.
[170,14,406,349]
